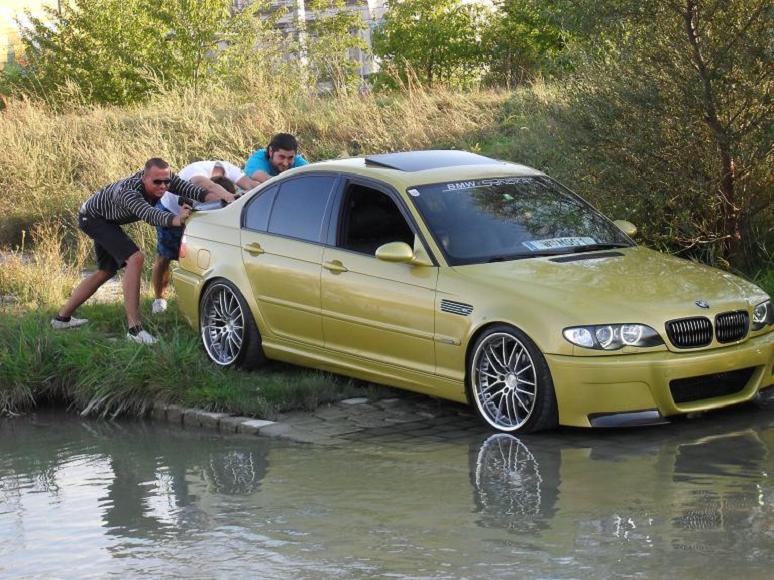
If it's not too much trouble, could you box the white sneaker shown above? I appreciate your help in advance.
[152,298,168,314]
[126,329,158,345]
[51,316,88,330]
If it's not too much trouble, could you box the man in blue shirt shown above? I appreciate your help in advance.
[244,132,309,183]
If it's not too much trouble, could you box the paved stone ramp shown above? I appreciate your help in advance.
[152,394,487,445]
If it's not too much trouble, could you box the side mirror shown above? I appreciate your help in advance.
[613,220,637,237]
[375,241,433,266]
[375,241,414,263]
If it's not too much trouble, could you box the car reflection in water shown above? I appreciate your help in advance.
[466,408,772,560]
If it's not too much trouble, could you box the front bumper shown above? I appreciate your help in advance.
[546,331,774,428]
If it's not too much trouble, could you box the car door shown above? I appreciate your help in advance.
[320,179,438,374]
[241,174,337,347]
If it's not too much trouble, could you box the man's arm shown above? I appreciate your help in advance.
[123,189,176,227]
[236,175,262,189]
[170,173,234,204]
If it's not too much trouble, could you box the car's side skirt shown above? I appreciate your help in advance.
[262,337,468,404]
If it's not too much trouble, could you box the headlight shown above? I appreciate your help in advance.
[563,324,663,350]
[752,300,773,330]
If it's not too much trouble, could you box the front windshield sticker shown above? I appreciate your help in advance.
[523,237,597,251]
[407,188,420,197]
[442,177,532,192]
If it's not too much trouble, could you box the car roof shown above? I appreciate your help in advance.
[296,150,544,188]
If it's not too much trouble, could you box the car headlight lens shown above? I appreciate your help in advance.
[752,300,773,330]
[563,324,663,350]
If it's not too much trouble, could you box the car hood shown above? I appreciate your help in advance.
[449,247,767,326]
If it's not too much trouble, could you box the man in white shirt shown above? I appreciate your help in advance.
[151,160,258,313]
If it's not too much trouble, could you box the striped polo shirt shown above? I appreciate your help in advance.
[80,170,208,228]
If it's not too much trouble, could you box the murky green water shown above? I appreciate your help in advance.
[1,407,772,578]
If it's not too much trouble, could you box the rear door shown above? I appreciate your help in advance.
[241,174,338,346]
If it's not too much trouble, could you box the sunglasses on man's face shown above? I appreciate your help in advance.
[152,179,172,186]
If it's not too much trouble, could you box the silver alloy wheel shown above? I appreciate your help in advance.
[471,332,538,431]
[201,283,245,366]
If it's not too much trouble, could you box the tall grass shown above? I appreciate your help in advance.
[0,84,507,248]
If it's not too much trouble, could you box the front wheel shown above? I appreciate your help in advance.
[468,325,557,433]
[199,280,266,370]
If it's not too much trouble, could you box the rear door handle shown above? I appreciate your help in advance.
[244,242,265,256]
[323,260,348,273]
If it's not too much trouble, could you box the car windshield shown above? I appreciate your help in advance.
[409,176,634,265]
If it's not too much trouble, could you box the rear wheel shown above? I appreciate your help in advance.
[468,325,557,433]
[199,280,266,370]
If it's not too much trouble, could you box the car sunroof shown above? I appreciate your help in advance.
[364,150,503,172]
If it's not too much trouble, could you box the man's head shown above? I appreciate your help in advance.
[142,158,171,200]
[211,175,236,194]
[267,133,300,173]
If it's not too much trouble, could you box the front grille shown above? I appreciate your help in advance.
[670,367,755,404]
[715,310,749,343]
[666,317,712,348]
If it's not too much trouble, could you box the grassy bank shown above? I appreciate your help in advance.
[0,299,388,418]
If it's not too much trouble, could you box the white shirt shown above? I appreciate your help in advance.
[161,161,245,215]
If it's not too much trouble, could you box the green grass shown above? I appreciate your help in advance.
[0,300,389,418]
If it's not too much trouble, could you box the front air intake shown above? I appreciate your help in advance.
[670,367,755,403]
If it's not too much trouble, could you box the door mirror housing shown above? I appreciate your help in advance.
[613,220,637,237]
[375,241,414,263]
[375,241,433,266]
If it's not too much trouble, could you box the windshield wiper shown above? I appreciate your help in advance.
[487,251,559,262]
[567,243,632,253]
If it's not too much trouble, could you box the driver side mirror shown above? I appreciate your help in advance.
[613,220,637,237]
[375,241,432,266]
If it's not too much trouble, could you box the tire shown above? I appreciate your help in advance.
[468,324,558,433]
[199,279,266,370]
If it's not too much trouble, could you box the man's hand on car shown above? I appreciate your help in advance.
[172,205,192,227]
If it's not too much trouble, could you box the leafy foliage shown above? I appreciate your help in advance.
[303,0,370,96]
[554,0,773,271]
[372,0,486,88]
[482,0,569,88]
[7,0,277,105]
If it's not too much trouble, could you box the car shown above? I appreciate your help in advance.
[172,150,774,433]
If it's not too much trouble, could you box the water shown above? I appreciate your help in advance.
[1,407,772,578]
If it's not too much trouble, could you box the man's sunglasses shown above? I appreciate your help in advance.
[152,179,172,185]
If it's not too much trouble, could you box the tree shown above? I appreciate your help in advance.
[372,0,485,88]
[556,0,773,271]
[482,0,569,88]
[9,0,244,105]
[13,0,163,104]
[304,0,370,96]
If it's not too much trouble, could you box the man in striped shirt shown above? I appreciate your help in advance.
[52,158,235,344]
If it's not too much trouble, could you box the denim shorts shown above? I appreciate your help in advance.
[154,203,184,260]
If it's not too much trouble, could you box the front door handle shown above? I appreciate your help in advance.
[323,260,348,273]
[244,242,265,256]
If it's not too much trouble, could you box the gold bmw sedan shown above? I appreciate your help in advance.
[172,150,774,433]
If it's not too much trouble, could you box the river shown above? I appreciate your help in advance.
[1,406,772,578]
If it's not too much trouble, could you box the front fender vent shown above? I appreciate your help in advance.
[441,299,473,317]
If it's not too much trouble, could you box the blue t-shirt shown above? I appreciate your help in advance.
[244,148,308,178]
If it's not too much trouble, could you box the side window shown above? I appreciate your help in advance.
[338,184,414,255]
[267,176,336,242]
[243,185,278,232]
